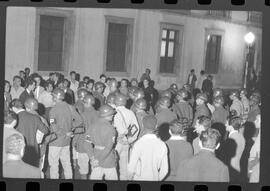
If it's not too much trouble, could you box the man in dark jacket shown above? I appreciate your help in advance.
[193,93,211,127]
[176,128,229,182]
[202,75,213,99]
[19,79,36,105]
[84,104,118,180]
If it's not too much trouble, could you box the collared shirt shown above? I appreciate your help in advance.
[70,80,79,93]
[128,134,168,181]
[10,86,24,99]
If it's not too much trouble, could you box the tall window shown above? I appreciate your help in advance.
[105,16,134,74]
[159,24,183,74]
[38,15,65,71]
[205,34,222,74]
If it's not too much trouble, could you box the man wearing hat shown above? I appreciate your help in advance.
[76,94,99,179]
[84,104,118,180]
[192,93,210,128]
[172,89,193,126]
[92,81,106,110]
[212,96,229,125]
[155,96,177,128]
[48,88,83,179]
[229,90,244,119]
[113,93,139,180]
[128,115,168,181]
[165,118,193,181]
[3,133,41,178]
[133,98,149,139]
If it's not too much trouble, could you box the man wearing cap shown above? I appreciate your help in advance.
[155,96,177,128]
[113,93,139,180]
[212,96,229,125]
[48,88,83,179]
[10,98,49,168]
[229,90,244,119]
[165,119,193,181]
[130,89,145,112]
[3,133,41,178]
[192,116,212,155]
[172,89,193,126]
[193,93,210,127]
[62,79,75,105]
[84,104,118,180]
[128,115,168,181]
[176,128,229,182]
[76,94,99,179]
[93,82,105,110]
[133,98,149,139]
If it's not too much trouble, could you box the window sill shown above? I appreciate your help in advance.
[158,73,178,78]
[104,71,130,78]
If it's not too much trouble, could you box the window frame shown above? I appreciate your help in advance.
[34,8,75,76]
[103,16,134,77]
[203,28,225,74]
[158,22,184,76]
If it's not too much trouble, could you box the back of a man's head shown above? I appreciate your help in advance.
[200,128,221,149]
[5,133,25,156]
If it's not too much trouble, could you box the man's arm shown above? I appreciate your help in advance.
[127,141,141,177]
[158,146,169,181]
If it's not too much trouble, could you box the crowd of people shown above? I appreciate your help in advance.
[3,67,261,182]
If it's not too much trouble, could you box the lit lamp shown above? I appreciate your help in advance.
[243,32,255,88]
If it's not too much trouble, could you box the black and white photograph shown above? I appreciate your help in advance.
[3,7,262,183]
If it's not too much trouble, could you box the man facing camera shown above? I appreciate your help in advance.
[176,128,229,182]
[3,133,41,178]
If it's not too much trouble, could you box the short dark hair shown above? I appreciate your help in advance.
[191,69,195,73]
[169,118,189,136]
[24,67,30,71]
[200,128,221,149]
[105,77,111,83]
[88,79,95,85]
[4,111,17,124]
[49,72,55,76]
[83,76,90,81]
[45,81,54,88]
[100,74,106,79]
[70,71,76,76]
[200,70,205,75]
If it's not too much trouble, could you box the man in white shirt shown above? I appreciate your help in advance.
[10,75,24,99]
[38,81,54,108]
[69,71,79,93]
[128,115,168,181]
[34,75,45,100]
[225,116,245,181]
[113,93,139,180]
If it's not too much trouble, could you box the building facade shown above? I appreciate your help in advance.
[5,7,262,90]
